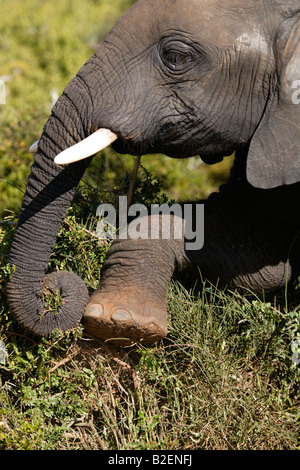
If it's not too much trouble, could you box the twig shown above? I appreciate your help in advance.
[64,217,109,245]
[87,420,107,450]
[75,419,107,450]
[127,155,142,209]
[1,329,38,345]
[0,179,25,194]
[45,352,77,385]
[102,399,127,448]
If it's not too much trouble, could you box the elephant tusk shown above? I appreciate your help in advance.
[29,140,40,154]
[54,128,118,165]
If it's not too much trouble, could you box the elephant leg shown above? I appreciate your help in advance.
[83,215,187,345]
[83,188,300,345]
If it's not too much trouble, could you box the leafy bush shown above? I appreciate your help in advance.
[1,180,300,450]
[0,0,137,218]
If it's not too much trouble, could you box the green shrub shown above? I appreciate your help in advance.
[1,180,300,450]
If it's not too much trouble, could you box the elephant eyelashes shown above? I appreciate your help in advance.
[159,39,198,74]
[162,50,192,70]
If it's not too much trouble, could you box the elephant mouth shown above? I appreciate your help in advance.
[31,127,232,166]
[33,127,180,164]
[30,128,153,165]
[52,128,151,164]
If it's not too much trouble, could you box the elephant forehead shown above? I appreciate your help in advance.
[115,0,270,50]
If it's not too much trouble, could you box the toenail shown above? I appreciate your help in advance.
[85,304,103,317]
[111,309,131,323]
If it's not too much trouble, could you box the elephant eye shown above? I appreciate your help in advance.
[159,40,195,73]
[162,49,192,71]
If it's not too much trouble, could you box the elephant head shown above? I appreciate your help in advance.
[7,0,300,336]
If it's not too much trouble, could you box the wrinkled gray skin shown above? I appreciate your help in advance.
[7,0,300,344]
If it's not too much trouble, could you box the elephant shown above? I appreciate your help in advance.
[7,0,300,345]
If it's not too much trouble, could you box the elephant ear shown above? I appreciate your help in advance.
[247,19,300,189]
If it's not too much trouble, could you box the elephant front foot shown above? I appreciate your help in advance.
[82,287,168,346]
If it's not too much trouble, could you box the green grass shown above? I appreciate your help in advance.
[0,185,300,450]
[0,0,299,450]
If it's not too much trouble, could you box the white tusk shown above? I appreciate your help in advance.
[29,140,40,154]
[54,128,118,165]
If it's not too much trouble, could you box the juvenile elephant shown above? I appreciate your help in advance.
[7,0,300,344]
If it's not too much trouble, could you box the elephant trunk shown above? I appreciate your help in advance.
[7,88,93,336]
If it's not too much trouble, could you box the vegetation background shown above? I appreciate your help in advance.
[0,0,299,450]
